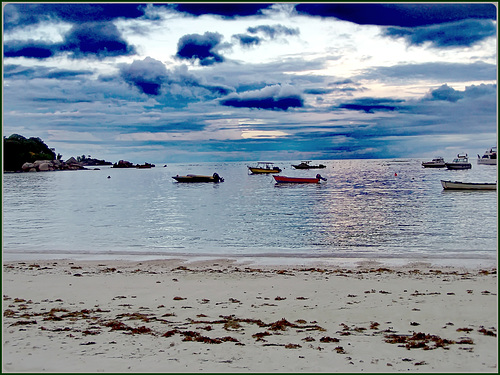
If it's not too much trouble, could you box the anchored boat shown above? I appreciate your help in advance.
[445,154,471,170]
[441,180,496,190]
[248,162,282,174]
[172,173,224,183]
[477,147,497,165]
[422,157,446,168]
[292,161,326,169]
[273,174,327,184]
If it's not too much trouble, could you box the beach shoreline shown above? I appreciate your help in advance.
[2,251,497,269]
[2,258,497,372]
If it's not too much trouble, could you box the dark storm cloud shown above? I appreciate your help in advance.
[119,57,170,95]
[4,22,136,60]
[425,84,464,102]
[384,19,496,48]
[294,3,496,26]
[424,83,496,102]
[220,85,304,111]
[4,40,56,59]
[60,22,136,59]
[247,24,300,38]
[233,24,299,48]
[359,62,496,83]
[176,32,229,66]
[462,83,497,99]
[169,3,273,18]
[119,57,233,99]
[3,3,146,31]
[169,66,233,96]
[222,96,303,110]
[232,34,262,47]
[336,98,405,113]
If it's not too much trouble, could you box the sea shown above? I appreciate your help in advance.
[2,159,498,266]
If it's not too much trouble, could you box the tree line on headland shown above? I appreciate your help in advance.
[3,134,155,172]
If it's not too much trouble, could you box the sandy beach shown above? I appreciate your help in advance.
[2,258,497,373]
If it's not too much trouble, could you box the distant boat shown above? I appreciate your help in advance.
[441,180,496,190]
[136,162,155,169]
[292,161,326,169]
[422,157,446,168]
[445,154,471,170]
[248,162,282,174]
[172,173,224,183]
[273,174,327,184]
[477,147,497,165]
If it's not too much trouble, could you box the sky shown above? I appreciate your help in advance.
[2,2,498,163]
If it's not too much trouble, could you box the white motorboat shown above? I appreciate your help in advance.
[445,154,471,170]
[422,157,446,168]
[477,147,497,165]
[441,180,496,190]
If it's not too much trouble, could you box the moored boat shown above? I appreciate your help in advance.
[445,154,471,170]
[441,180,496,190]
[273,174,327,184]
[136,162,155,168]
[292,161,326,169]
[172,173,224,183]
[422,157,446,168]
[477,147,497,165]
[248,162,282,174]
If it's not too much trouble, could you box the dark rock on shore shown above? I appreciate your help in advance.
[113,160,155,168]
[21,159,87,172]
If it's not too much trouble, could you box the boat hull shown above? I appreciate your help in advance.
[292,165,326,169]
[477,147,497,165]
[172,174,224,183]
[441,180,496,190]
[477,158,497,165]
[273,175,321,183]
[248,167,281,174]
[445,163,471,170]
[422,162,446,168]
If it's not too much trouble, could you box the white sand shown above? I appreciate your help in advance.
[2,258,497,372]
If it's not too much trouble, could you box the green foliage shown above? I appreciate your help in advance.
[3,134,56,171]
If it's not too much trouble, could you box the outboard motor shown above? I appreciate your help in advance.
[213,173,224,182]
[316,174,327,181]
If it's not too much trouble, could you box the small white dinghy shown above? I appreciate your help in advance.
[441,180,496,190]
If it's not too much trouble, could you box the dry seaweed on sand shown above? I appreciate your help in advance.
[384,332,456,350]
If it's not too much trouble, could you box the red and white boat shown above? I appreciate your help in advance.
[273,174,327,184]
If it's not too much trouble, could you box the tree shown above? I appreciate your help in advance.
[3,134,56,171]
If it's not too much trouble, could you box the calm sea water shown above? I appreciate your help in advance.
[2,159,497,263]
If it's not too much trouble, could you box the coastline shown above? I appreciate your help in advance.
[2,257,497,372]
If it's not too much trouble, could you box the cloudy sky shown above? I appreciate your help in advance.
[3,3,497,163]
